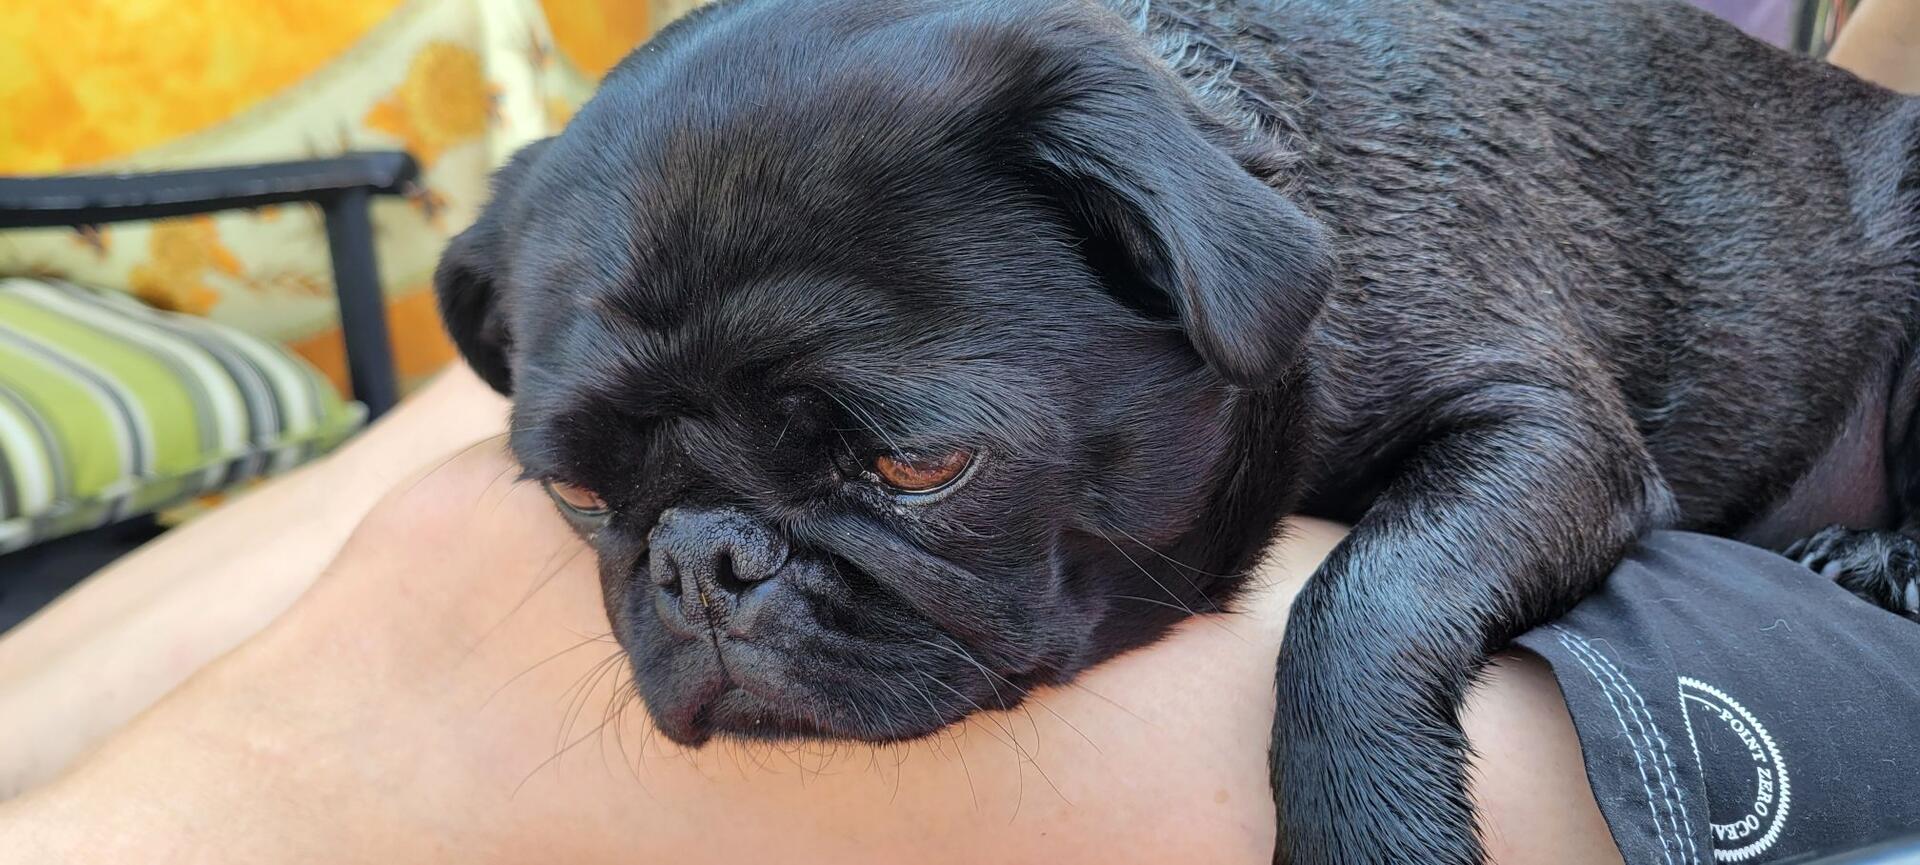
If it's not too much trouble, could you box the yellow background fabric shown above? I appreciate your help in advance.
[0,0,706,394]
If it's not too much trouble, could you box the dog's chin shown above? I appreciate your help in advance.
[648,685,830,746]
[644,679,964,747]
[632,643,971,747]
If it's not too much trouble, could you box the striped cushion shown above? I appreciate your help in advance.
[0,277,364,553]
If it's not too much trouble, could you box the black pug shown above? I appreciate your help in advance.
[434,0,1920,861]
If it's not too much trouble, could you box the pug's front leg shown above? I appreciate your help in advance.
[1269,396,1668,864]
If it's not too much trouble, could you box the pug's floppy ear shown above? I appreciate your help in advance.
[435,138,553,396]
[1030,75,1334,387]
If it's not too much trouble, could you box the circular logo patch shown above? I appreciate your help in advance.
[1678,677,1791,862]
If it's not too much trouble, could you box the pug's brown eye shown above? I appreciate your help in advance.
[543,480,608,515]
[873,449,973,493]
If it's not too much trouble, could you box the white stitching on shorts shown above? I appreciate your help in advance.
[1556,628,1702,865]
[1553,629,1682,865]
[1553,628,1697,864]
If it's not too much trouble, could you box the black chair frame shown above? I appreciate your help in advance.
[0,151,421,417]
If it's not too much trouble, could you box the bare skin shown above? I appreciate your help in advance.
[0,427,1619,864]
[1828,0,1920,94]
[0,366,512,795]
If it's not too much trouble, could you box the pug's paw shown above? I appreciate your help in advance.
[1785,526,1920,622]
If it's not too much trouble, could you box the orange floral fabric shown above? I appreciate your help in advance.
[364,43,502,168]
[128,216,244,315]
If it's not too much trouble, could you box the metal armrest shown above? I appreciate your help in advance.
[0,152,420,417]
[0,152,416,228]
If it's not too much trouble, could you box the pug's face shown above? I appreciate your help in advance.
[435,0,1330,745]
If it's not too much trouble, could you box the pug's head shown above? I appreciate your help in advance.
[435,0,1330,745]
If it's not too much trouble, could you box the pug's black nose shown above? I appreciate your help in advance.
[648,506,789,633]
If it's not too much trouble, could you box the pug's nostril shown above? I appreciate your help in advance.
[711,551,752,595]
[647,507,787,634]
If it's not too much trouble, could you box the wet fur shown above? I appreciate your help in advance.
[436,1,1920,862]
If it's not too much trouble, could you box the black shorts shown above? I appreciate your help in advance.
[1513,533,1920,865]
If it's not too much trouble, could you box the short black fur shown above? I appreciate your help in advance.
[435,1,1920,862]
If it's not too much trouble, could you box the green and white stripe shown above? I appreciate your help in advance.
[0,277,365,553]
